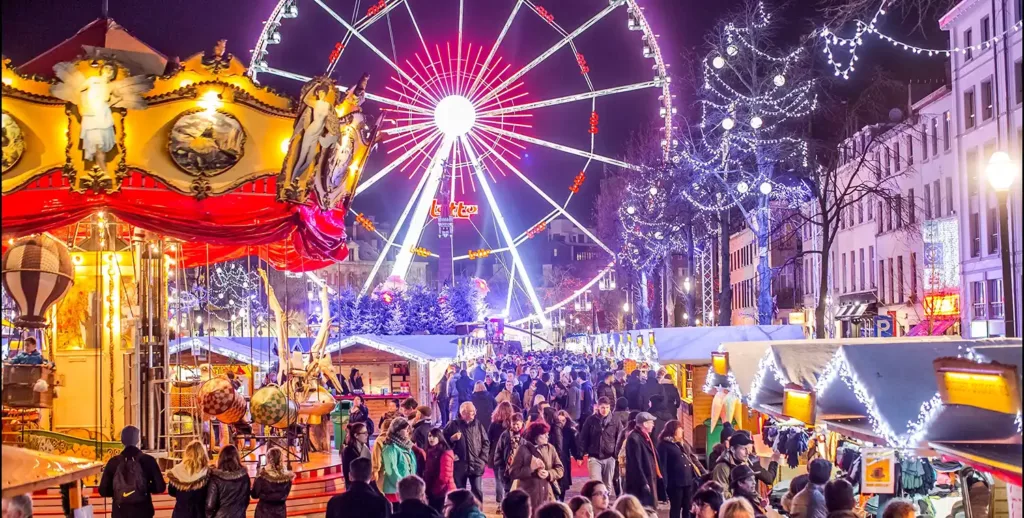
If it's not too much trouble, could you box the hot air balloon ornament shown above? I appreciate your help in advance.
[2,235,75,329]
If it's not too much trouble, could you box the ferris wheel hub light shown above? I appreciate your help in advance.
[434,95,476,137]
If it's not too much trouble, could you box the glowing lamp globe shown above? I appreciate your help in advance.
[721,117,735,130]
[726,45,738,56]
[750,116,763,129]
[985,151,1016,191]
[626,206,637,215]
[712,56,726,69]
[773,74,786,86]
[760,182,773,195]
[737,181,749,194]
[649,186,658,195]
[434,95,476,137]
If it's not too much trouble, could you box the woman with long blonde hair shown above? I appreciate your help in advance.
[166,440,210,518]
[613,495,647,518]
[251,446,295,518]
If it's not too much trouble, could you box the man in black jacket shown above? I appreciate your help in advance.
[327,457,392,518]
[579,397,623,492]
[624,412,659,507]
[624,371,644,411]
[411,406,434,450]
[596,372,617,402]
[98,425,166,518]
[392,475,442,518]
[443,401,490,503]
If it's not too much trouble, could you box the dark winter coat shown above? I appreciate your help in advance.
[326,480,392,518]
[349,404,375,435]
[612,380,626,402]
[470,391,496,431]
[487,421,508,467]
[342,441,372,486]
[649,397,675,440]
[493,429,522,485]
[394,498,443,518]
[579,412,624,460]
[624,375,644,411]
[564,381,582,420]
[251,468,295,518]
[596,382,617,403]
[558,423,582,494]
[443,418,490,476]
[97,446,167,518]
[166,465,208,518]
[456,371,473,401]
[640,377,661,411]
[580,380,595,417]
[656,441,695,490]
[624,429,659,507]
[411,418,433,450]
[660,382,682,415]
[205,468,251,518]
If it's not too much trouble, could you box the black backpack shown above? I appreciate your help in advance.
[112,455,149,508]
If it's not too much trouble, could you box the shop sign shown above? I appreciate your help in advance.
[782,386,816,424]
[711,352,729,376]
[874,315,893,337]
[789,311,805,325]
[924,294,960,317]
[861,447,896,494]
[933,358,1021,415]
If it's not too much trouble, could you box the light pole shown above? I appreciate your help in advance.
[985,151,1018,338]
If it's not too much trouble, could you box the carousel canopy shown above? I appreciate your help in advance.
[652,325,804,364]
[2,445,102,498]
[325,334,465,363]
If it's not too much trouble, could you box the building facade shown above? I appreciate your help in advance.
[728,210,802,326]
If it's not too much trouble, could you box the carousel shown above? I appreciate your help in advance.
[1,22,379,510]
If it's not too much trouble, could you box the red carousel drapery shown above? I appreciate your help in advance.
[1,170,346,271]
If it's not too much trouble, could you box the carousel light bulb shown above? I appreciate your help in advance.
[750,116,763,129]
[726,44,738,56]
[434,95,476,137]
[721,117,735,130]
[760,181,773,194]
[737,181,750,193]
[2,77,13,86]
[774,74,786,86]
[279,138,290,154]
[712,56,726,69]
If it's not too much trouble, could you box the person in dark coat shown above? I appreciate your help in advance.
[555,410,583,499]
[456,369,474,403]
[639,372,661,412]
[624,371,644,411]
[435,367,452,427]
[596,372,617,403]
[327,457,392,518]
[648,395,674,441]
[611,371,627,404]
[657,421,696,518]
[251,447,295,518]
[579,397,624,492]
[443,401,490,503]
[578,371,595,422]
[411,406,434,450]
[343,422,372,486]
[98,425,166,518]
[469,382,496,431]
[166,440,209,518]
[392,475,443,518]
[205,445,251,518]
[659,372,681,418]
[624,412,660,507]
[350,369,365,392]
[349,395,375,435]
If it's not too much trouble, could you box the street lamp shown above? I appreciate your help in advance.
[985,151,1018,338]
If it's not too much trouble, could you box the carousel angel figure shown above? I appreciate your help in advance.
[288,80,338,184]
[50,61,153,171]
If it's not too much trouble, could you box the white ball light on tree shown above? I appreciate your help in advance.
[721,117,735,130]
[626,206,636,215]
[773,74,786,86]
[712,56,726,69]
[760,181,773,194]
[649,186,658,195]
[654,231,664,240]
[726,45,738,56]
[750,116,763,129]
[737,181,750,194]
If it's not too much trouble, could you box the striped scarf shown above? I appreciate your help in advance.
[506,433,522,471]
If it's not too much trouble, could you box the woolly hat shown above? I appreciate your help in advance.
[808,458,833,485]
[120,425,140,448]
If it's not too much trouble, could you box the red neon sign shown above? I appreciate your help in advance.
[430,200,478,219]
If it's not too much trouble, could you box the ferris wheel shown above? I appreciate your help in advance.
[250,0,673,328]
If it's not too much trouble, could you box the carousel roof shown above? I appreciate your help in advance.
[649,325,804,364]
[325,334,465,363]
[18,18,169,77]
[1,445,103,498]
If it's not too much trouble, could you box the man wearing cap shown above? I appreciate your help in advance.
[710,431,779,496]
[790,458,832,518]
[729,464,768,517]
[624,412,661,506]
[98,425,166,518]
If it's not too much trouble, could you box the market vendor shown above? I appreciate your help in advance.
[7,337,46,365]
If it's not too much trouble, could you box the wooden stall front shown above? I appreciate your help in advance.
[330,343,421,419]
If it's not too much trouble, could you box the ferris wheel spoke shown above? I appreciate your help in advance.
[477,0,625,106]
[476,124,637,170]
[460,135,550,328]
[467,0,524,99]
[327,0,408,76]
[356,131,441,196]
[468,132,614,256]
[313,0,439,105]
[256,66,431,114]
[478,80,663,117]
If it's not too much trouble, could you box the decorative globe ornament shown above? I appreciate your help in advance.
[250,385,289,425]
[750,116,763,129]
[271,399,300,429]
[199,377,236,416]
[712,56,726,69]
[2,234,75,329]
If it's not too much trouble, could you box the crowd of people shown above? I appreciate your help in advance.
[1,352,925,518]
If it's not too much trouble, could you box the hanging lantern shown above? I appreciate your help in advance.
[2,235,75,329]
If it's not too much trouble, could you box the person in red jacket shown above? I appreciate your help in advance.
[422,428,455,512]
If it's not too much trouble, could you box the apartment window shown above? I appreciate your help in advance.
[970,212,982,257]
[919,126,928,160]
[897,256,905,304]
[895,142,902,172]
[964,88,976,130]
[907,135,915,165]
[945,177,954,215]
[981,80,994,121]
[874,151,882,180]
[888,258,895,304]
[943,112,951,151]
[988,279,1004,319]
[885,200,892,232]
[849,205,855,227]
[842,253,848,293]
[967,148,980,197]
[972,281,986,319]
[981,16,991,42]
[1016,61,1022,105]
[933,180,941,218]
[832,251,838,291]
[931,118,939,156]
[840,208,846,229]
[857,201,864,224]
[869,247,876,288]
[988,206,999,254]
[924,184,933,219]
[884,147,891,175]
[964,29,973,61]
[895,194,903,228]
[878,260,886,304]
[859,248,865,291]
[908,188,916,224]
[910,252,918,302]
[867,196,874,220]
